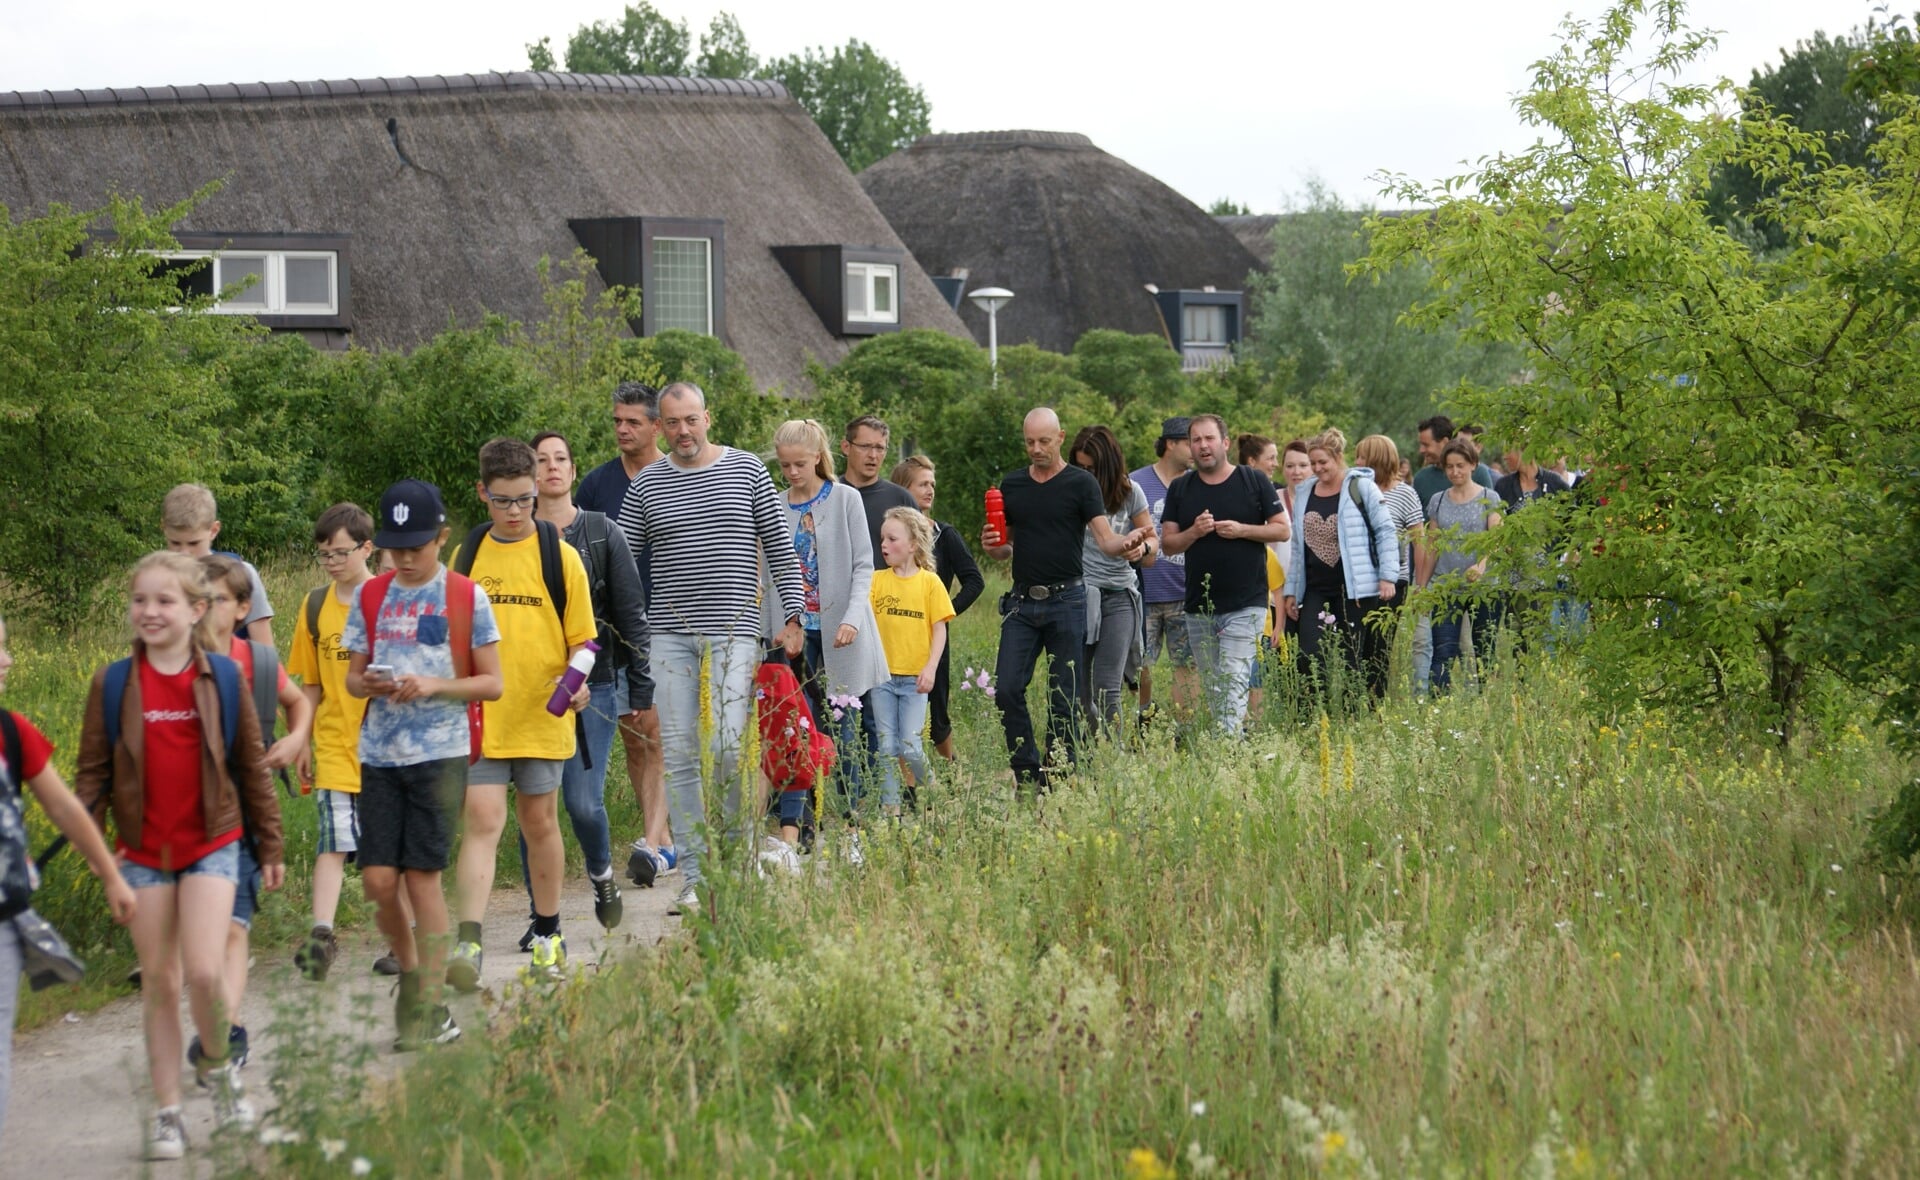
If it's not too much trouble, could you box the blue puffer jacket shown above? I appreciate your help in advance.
[1283,466,1402,600]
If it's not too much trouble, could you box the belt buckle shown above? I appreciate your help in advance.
[1029,584,1052,601]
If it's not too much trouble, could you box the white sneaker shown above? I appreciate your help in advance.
[669,882,700,916]
[207,1061,257,1132]
[757,836,802,878]
[146,1106,188,1160]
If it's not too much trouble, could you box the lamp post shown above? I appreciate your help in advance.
[967,286,1014,387]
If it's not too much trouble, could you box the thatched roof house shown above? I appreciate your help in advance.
[1215,214,1280,265]
[0,71,968,391]
[859,131,1262,364]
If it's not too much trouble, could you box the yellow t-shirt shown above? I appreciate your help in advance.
[1263,547,1285,640]
[288,583,371,792]
[870,567,956,676]
[465,531,596,760]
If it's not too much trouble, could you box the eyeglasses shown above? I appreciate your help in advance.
[487,494,538,510]
[314,546,362,564]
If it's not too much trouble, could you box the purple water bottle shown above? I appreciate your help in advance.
[546,640,602,716]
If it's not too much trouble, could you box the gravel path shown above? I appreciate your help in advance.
[2,872,680,1177]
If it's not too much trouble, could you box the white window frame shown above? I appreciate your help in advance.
[153,249,340,316]
[845,261,900,325]
[1183,303,1229,346]
[649,236,714,335]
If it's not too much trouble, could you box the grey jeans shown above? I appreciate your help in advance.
[1185,606,1266,737]
[1080,584,1142,736]
[650,631,760,889]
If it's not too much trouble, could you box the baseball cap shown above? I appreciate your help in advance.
[374,479,448,549]
[1160,416,1192,441]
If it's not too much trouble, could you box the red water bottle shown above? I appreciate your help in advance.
[984,487,1009,546]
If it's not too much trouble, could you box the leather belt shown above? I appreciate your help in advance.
[1015,579,1082,601]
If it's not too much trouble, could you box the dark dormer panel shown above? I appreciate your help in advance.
[570,216,727,342]
[1154,288,1245,372]
[774,244,907,337]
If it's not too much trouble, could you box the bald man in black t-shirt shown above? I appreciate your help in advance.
[981,408,1152,787]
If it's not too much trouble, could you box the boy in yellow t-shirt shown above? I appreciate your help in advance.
[446,438,595,990]
[869,507,956,818]
[288,502,402,981]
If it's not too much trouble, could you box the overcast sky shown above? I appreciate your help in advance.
[0,0,1876,210]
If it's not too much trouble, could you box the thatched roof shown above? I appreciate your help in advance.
[0,71,968,391]
[859,130,1263,353]
[1215,214,1280,264]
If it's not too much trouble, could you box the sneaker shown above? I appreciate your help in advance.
[626,839,659,888]
[592,874,623,929]
[395,1004,461,1052]
[668,882,700,916]
[517,921,537,954]
[446,940,484,993]
[658,845,680,874]
[187,1025,249,1080]
[294,925,339,981]
[146,1106,188,1160]
[372,951,402,976]
[757,836,801,878]
[525,933,567,981]
[204,1061,256,1132]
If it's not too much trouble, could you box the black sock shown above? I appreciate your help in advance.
[532,912,560,938]
[458,921,483,946]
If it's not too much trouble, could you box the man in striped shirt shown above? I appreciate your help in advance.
[618,382,805,913]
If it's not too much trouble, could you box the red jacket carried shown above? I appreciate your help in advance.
[754,660,833,795]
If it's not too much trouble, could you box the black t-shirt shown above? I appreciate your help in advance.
[1164,465,1282,614]
[1302,488,1344,594]
[1001,464,1105,587]
[851,478,917,560]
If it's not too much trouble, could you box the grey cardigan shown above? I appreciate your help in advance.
[763,479,889,699]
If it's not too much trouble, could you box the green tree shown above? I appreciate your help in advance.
[1207,198,1251,215]
[0,193,255,624]
[1361,0,1920,742]
[765,39,931,171]
[529,2,691,75]
[695,11,760,79]
[1070,330,1184,411]
[1245,178,1519,439]
[1707,24,1910,247]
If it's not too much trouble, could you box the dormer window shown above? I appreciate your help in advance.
[570,216,729,341]
[1155,288,1245,371]
[775,245,907,337]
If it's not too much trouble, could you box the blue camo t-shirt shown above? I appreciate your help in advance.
[340,567,501,768]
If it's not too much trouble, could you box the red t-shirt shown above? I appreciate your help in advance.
[226,636,290,697]
[1,710,53,786]
[124,653,240,871]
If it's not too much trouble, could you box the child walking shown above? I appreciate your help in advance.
[0,612,138,1140]
[196,555,313,1071]
[343,480,502,1050]
[867,508,954,818]
[73,552,284,1160]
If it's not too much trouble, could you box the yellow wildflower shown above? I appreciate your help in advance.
[1321,1130,1347,1160]
[1125,1147,1174,1180]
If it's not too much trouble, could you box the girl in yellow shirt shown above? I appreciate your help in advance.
[867,508,956,817]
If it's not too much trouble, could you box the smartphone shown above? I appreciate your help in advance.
[365,664,395,681]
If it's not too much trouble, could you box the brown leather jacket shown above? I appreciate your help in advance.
[73,643,284,867]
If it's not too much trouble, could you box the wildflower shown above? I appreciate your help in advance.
[976,670,991,689]
[320,1138,348,1163]
[351,1159,374,1178]
[1317,609,1336,626]
[1124,1148,1174,1180]
[1191,1100,1207,1117]
[984,686,996,699]
[1830,863,1842,873]
[1321,1129,1347,1160]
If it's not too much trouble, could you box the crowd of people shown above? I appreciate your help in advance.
[0,376,1574,1160]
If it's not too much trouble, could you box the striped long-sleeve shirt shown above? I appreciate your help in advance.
[618,447,806,636]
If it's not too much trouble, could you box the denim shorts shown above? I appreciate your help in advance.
[231,839,262,929]
[469,756,563,795]
[120,839,242,890]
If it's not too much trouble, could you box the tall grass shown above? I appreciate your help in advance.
[247,593,1920,1177]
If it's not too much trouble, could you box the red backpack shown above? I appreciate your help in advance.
[754,660,834,796]
[360,571,482,764]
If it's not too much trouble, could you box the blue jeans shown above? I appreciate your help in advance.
[870,675,932,810]
[1431,597,1504,693]
[651,631,759,888]
[994,585,1087,784]
[518,676,618,899]
[1184,606,1265,737]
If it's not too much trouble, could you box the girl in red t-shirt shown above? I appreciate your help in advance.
[0,612,137,1140]
[73,552,282,1160]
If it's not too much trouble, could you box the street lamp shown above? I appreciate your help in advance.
[967,287,1014,386]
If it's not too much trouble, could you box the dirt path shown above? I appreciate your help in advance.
[2,872,681,1177]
